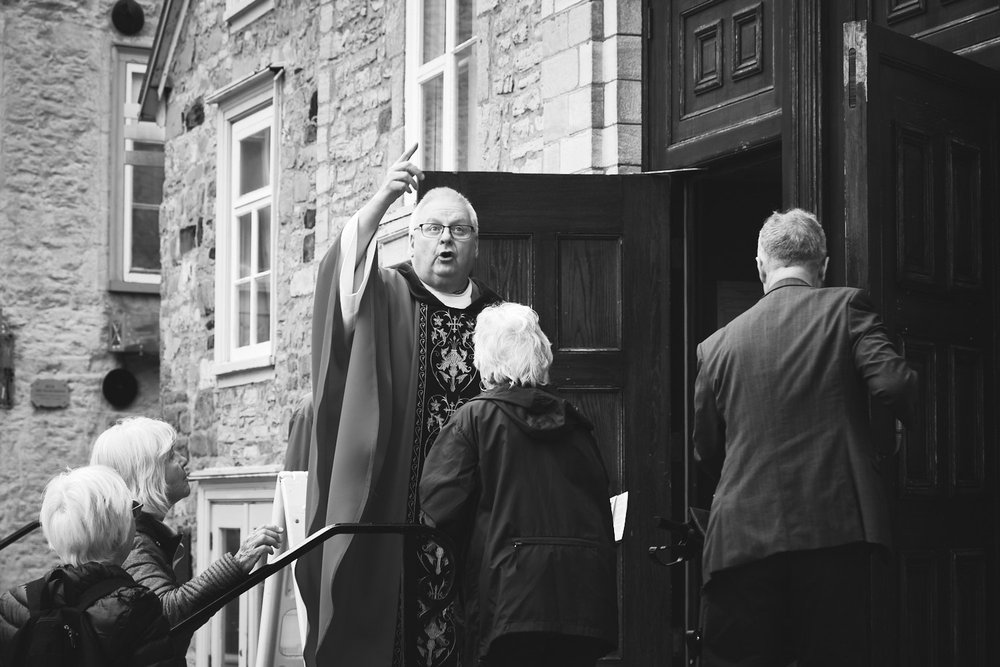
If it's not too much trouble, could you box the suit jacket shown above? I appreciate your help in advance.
[694,278,918,580]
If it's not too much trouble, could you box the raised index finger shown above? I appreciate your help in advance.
[396,142,418,164]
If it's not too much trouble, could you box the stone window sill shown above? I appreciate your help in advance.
[225,0,274,32]
[215,356,274,388]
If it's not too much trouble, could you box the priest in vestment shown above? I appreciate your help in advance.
[296,145,501,666]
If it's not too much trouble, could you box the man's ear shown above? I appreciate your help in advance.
[818,256,829,284]
[756,256,767,286]
[408,232,415,257]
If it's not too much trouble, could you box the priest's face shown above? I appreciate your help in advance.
[409,195,479,293]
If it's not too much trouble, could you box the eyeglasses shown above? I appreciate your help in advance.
[131,500,144,518]
[416,223,476,240]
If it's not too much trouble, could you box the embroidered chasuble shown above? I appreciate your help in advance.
[297,214,500,667]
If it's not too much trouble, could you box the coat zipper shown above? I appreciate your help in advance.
[511,536,601,549]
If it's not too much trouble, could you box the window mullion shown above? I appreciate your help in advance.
[442,52,457,170]
[445,0,456,52]
[250,208,259,346]
[123,163,135,274]
[232,210,241,353]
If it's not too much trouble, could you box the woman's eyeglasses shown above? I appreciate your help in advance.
[131,500,144,518]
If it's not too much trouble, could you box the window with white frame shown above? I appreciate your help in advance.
[405,0,478,170]
[211,70,281,377]
[111,48,164,292]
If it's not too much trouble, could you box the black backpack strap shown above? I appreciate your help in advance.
[23,578,49,616]
[73,577,133,612]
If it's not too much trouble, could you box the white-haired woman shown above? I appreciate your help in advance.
[419,302,618,667]
[90,417,283,650]
[0,465,182,666]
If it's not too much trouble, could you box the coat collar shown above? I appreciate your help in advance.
[765,276,812,295]
[395,261,502,307]
[136,512,183,556]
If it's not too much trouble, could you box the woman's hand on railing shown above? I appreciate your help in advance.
[234,525,285,574]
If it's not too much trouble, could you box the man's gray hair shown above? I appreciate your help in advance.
[758,208,827,266]
[410,187,479,233]
[91,416,177,518]
[41,465,135,566]
[474,302,552,390]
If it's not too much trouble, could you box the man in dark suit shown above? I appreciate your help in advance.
[694,208,918,667]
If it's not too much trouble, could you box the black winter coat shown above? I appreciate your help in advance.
[0,562,183,666]
[419,386,618,663]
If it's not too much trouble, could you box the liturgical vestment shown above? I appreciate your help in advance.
[296,214,500,666]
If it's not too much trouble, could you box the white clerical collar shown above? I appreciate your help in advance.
[420,278,473,309]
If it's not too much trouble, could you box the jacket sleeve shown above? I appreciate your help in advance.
[419,419,479,539]
[848,290,920,428]
[122,531,244,628]
[693,343,726,483]
[0,586,29,658]
[104,588,185,667]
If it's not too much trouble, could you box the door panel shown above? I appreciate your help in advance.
[419,172,673,666]
[843,20,999,666]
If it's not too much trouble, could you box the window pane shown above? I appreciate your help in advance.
[257,206,271,271]
[237,282,251,347]
[422,0,446,63]
[132,163,164,205]
[422,75,444,171]
[129,70,144,104]
[220,528,241,662]
[238,213,252,278]
[456,50,474,171]
[133,142,164,153]
[256,276,271,344]
[239,127,270,195]
[457,0,474,44]
[131,207,161,272]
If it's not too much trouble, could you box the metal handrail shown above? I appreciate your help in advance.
[0,520,40,553]
[169,522,460,654]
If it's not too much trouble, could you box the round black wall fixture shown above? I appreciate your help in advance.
[111,0,144,36]
[102,368,139,409]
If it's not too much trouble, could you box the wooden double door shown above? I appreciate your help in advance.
[419,172,675,666]
[844,21,1000,666]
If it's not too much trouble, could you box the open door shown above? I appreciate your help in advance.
[420,172,674,666]
[844,21,999,666]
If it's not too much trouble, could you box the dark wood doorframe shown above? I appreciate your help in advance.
[842,20,1000,666]
[781,0,824,214]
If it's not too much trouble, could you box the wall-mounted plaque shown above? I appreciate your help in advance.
[30,379,70,409]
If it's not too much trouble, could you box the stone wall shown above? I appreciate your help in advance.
[540,0,642,174]
[0,0,163,592]
[159,0,643,531]
[156,0,321,537]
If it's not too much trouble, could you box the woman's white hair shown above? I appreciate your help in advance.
[40,465,134,567]
[474,302,553,390]
[91,417,176,517]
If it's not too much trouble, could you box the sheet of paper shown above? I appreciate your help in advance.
[609,491,628,542]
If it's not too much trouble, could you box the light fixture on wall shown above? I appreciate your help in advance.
[111,0,144,36]
[102,367,139,409]
[0,309,14,409]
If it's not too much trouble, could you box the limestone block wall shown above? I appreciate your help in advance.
[315,0,643,250]
[541,0,643,174]
[0,0,163,592]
